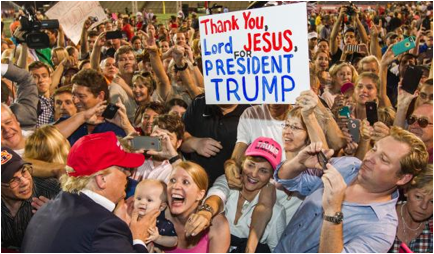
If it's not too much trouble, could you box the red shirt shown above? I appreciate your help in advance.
[122,24,134,41]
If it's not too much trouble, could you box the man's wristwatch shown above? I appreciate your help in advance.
[168,155,181,164]
[197,204,214,216]
[174,62,188,71]
[323,211,344,224]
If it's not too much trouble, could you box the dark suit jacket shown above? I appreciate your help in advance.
[21,192,147,253]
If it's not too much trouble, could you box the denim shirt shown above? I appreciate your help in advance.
[273,156,399,253]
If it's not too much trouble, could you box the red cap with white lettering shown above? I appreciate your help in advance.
[245,137,282,170]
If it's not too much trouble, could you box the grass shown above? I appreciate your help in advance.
[2,13,204,38]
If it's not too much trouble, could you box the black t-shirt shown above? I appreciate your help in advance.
[182,94,250,186]
[330,47,364,67]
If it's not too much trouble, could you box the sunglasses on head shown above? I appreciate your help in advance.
[407,115,433,128]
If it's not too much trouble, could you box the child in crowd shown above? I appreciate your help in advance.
[133,179,178,250]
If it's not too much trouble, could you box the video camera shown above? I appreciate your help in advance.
[18,4,59,49]
[345,3,357,16]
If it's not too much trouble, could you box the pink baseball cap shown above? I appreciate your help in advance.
[340,82,355,94]
[245,137,282,170]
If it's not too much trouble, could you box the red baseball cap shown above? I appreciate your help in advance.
[245,137,282,170]
[66,132,145,177]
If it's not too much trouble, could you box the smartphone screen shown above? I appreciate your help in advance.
[392,37,416,56]
[339,106,351,118]
[365,101,378,126]
[101,104,119,119]
[106,31,123,40]
[131,136,162,151]
[347,119,361,143]
[401,65,423,95]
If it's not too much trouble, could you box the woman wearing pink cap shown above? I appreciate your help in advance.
[186,137,286,252]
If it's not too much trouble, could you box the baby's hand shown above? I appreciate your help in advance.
[145,226,160,243]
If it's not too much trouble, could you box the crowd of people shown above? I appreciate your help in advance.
[1,1,433,253]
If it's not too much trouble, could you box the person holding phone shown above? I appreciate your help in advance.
[329,4,369,66]
[131,114,185,183]
[274,127,428,253]
[54,69,126,146]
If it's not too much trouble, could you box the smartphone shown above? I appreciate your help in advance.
[106,31,123,40]
[339,106,351,118]
[401,65,423,95]
[345,44,359,53]
[392,37,416,56]
[347,119,361,143]
[365,101,378,126]
[317,151,328,170]
[357,44,368,54]
[131,136,162,151]
[101,103,119,119]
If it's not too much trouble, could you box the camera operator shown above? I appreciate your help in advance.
[17,5,61,67]
[330,4,369,66]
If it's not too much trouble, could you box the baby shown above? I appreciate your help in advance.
[133,179,177,249]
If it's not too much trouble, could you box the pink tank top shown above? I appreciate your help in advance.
[165,232,209,253]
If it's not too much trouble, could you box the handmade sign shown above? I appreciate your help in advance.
[199,2,310,104]
[46,1,107,45]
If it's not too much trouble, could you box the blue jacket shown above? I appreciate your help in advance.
[21,192,147,253]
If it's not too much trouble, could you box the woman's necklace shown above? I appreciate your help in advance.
[401,203,423,237]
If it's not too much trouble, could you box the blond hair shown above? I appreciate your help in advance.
[23,125,70,164]
[330,62,358,85]
[176,161,208,192]
[355,72,380,91]
[378,106,396,127]
[389,127,428,177]
[60,168,111,193]
[358,55,380,72]
[52,47,68,64]
[407,164,433,193]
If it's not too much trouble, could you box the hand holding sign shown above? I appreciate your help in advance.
[172,45,186,65]
[199,3,309,104]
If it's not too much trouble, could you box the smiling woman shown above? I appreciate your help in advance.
[196,137,286,252]
[163,161,230,253]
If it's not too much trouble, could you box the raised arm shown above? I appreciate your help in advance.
[3,63,39,129]
[54,101,106,138]
[80,18,92,59]
[172,45,202,98]
[277,142,333,180]
[298,91,329,149]
[57,26,65,48]
[148,45,172,101]
[90,32,106,72]
[369,25,382,59]
[354,10,369,45]
[330,8,345,56]
[379,46,395,108]
[315,98,346,152]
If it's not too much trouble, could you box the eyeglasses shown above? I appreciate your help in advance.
[282,123,305,132]
[1,165,33,189]
[407,115,433,128]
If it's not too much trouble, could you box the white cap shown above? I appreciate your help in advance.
[136,12,142,16]
[308,32,318,40]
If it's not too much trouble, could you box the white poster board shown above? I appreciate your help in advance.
[45,1,107,45]
[199,3,310,104]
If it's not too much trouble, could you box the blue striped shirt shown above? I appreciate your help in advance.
[273,156,399,253]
